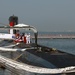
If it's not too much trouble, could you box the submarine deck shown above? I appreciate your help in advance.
[0,40,75,75]
[26,44,75,68]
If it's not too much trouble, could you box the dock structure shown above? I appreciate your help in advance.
[36,34,75,39]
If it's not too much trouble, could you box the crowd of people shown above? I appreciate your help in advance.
[14,30,31,44]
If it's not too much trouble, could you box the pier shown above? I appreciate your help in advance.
[36,34,75,39]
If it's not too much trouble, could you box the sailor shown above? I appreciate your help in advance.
[25,33,27,44]
[14,30,23,43]
[14,37,23,43]
[26,33,30,44]
[21,33,26,43]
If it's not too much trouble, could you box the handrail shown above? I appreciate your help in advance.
[0,24,38,44]
[0,55,75,74]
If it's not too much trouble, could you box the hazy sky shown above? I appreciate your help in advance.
[0,0,75,32]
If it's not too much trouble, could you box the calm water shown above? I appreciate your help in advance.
[37,32,75,55]
[38,38,75,55]
[0,32,75,75]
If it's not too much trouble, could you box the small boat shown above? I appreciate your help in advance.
[0,15,75,75]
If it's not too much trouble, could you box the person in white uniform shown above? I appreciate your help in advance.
[26,33,30,44]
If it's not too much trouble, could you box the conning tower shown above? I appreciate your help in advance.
[9,15,18,34]
[9,15,18,27]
